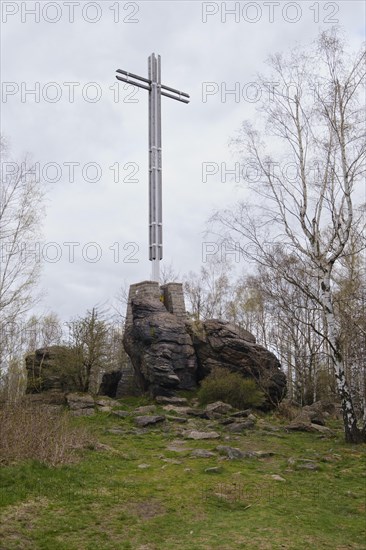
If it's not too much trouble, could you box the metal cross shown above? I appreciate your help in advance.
[116,54,190,282]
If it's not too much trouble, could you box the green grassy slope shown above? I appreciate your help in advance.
[1,399,365,550]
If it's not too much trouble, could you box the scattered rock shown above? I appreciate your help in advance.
[216,446,249,459]
[66,393,95,411]
[285,420,333,434]
[155,396,188,405]
[257,420,280,432]
[23,392,66,406]
[310,424,333,434]
[226,419,256,433]
[162,405,190,414]
[190,449,217,458]
[287,457,320,470]
[254,451,275,458]
[296,460,319,471]
[134,415,166,427]
[285,421,318,433]
[205,401,233,415]
[302,402,326,425]
[286,401,334,431]
[130,428,148,435]
[216,445,274,460]
[205,466,223,474]
[230,409,252,418]
[226,423,248,433]
[134,405,156,414]
[206,412,225,420]
[97,406,111,413]
[186,408,210,419]
[138,464,150,469]
[112,410,130,418]
[271,475,286,482]
[95,398,121,408]
[161,457,182,464]
[166,440,191,453]
[166,415,188,423]
[220,418,235,426]
[185,430,220,440]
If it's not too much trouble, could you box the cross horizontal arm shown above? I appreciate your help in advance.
[115,69,190,103]
[116,74,151,92]
[161,89,190,103]
[116,68,150,85]
[160,83,189,99]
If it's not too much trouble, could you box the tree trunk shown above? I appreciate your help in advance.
[321,275,366,443]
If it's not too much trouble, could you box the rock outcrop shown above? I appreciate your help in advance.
[66,392,96,416]
[186,319,287,409]
[285,401,335,433]
[26,282,287,410]
[122,281,286,408]
[25,346,79,393]
[123,296,198,396]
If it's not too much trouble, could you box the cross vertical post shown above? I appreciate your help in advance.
[148,54,162,282]
[115,54,189,283]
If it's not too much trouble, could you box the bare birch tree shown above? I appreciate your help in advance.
[211,29,366,442]
[0,139,44,375]
[183,257,232,320]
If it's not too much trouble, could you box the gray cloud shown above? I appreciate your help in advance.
[1,0,364,319]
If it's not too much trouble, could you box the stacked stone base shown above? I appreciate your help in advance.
[126,281,186,325]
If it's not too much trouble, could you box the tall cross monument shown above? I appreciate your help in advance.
[116,54,190,282]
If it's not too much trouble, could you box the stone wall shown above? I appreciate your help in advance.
[125,280,187,325]
[116,358,142,397]
[161,283,186,322]
[126,281,160,326]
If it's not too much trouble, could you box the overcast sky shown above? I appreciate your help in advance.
[1,0,365,321]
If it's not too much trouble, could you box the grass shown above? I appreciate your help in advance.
[0,397,365,550]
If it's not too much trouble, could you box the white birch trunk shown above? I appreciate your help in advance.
[321,272,365,442]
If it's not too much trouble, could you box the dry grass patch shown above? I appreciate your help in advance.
[0,401,93,466]
[127,499,166,520]
[0,497,49,550]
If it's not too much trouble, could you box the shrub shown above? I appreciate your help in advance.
[0,401,92,467]
[275,399,300,420]
[197,367,265,409]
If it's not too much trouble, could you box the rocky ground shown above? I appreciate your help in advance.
[1,394,365,550]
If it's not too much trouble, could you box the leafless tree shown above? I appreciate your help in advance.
[211,29,366,442]
[160,262,180,285]
[183,256,232,320]
[0,138,45,377]
[66,306,120,394]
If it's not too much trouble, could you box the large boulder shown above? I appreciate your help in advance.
[123,297,197,396]
[186,319,286,409]
[25,346,80,393]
